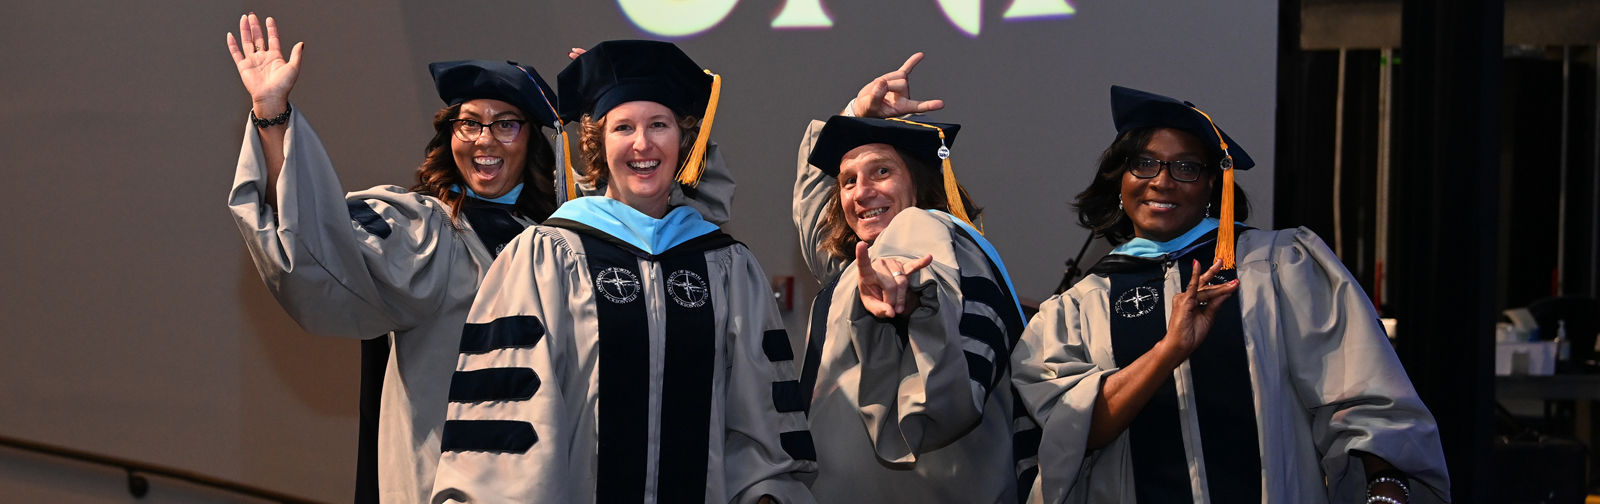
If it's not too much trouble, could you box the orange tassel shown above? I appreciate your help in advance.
[940,159,975,230]
[1217,161,1236,269]
[887,117,977,231]
[677,71,720,187]
[1191,106,1237,270]
[560,129,577,201]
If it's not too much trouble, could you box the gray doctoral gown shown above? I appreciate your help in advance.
[792,119,1022,503]
[428,199,817,504]
[226,109,735,504]
[1012,227,1451,504]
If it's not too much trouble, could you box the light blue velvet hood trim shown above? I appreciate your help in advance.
[549,197,719,255]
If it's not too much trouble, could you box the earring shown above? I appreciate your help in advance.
[1206,202,1212,217]
[1119,200,1124,210]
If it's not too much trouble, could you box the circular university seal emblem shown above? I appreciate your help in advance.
[1115,286,1160,319]
[666,270,709,308]
[596,267,641,304]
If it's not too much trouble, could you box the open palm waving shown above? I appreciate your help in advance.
[226,13,302,117]
[225,13,303,208]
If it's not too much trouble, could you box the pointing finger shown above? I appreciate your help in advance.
[856,241,875,279]
[908,99,945,114]
[1188,259,1203,295]
[903,254,934,275]
[1197,258,1224,287]
[897,52,925,76]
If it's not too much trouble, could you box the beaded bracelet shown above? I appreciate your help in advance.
[1368,476,1410,500]
[1366,496,1403,504]
[250,104,293,129]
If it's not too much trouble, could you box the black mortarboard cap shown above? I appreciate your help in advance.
[807,116,961,177]
[1110,85,1253,170]
[556,40,723,190]
[429,60,560,129]
[557,40,714,123]
[808,116,978,228]
[1111,85,1251,269]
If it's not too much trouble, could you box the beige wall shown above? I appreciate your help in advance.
[0,0,1276,500]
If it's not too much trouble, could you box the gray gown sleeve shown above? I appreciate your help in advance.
[793,119,844,284]
[722,245,819,504]
[227,110,469,338]
[431,228,586,504]
[1274,227,1451,503]
[1011,286,1115,504]
[845,211,1006,464]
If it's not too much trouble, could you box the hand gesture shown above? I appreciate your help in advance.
[1164,259,1239,357]
[851,53,945,119]
[227,13,303,113]
[855,241,935,319]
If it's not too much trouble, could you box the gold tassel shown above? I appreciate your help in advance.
[560,129,577,201]
[677,70,721,187]
[886,117,977,231]
[1191,107,1236,269]
[940,158,976,230]
[519,66,577,204]
[1217,161,1236,269]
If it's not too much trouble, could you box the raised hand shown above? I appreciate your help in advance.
[1164,259,1239,356]
[227,13,303,116]
[850,53,946,119]
[855,241,936,318]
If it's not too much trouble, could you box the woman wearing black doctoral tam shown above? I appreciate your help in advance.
[225,14,575,503]
[1010,86,1450,503]
[430,40,814,504]
[791,53,1034,503]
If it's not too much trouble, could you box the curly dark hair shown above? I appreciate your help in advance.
[411,103,558,225]
[818,148,982,261]
[577,113,700,188]
[1072,126,1251,245]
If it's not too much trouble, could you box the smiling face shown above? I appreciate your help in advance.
[450,99,528,199]
[601,101,682,219]
[837,143,917,245]
[1120,128,1214,242]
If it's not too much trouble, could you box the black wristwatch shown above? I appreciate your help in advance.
[250,104,293,129]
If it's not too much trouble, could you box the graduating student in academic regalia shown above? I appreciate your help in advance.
[223,17,733,503]
[429,40,815,504]
[791,54,1034,503]
[1010,86,1450,504]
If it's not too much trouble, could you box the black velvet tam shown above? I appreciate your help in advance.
[428,60,560,128]
[557,40,713,124]
[1110,85,1253,170]
[806,116,961,177]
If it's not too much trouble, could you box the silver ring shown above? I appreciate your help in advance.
[1197,300,1208,307]
[892,271,905,277]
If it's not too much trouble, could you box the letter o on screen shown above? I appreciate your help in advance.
[618,0,740,37]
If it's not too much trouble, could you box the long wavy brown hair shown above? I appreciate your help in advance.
[577,112,700,188]
[411,103,558,224]
[818,148,982,261]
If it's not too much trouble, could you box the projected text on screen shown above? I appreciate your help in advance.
[618,0,1076,38]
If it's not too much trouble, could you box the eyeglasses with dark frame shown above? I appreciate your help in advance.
[450,119,528,143]
[1125,156,1207,183]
